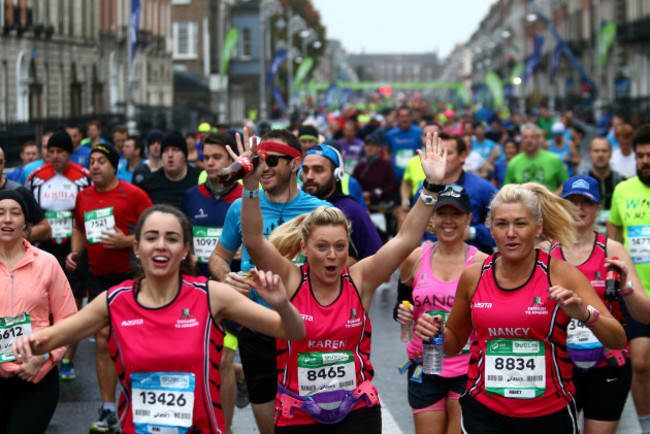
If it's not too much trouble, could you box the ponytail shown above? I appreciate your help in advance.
[488,183,577,246]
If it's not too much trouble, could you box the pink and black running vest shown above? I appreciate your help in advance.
[407,242,477,377]
[107,275,225,434]
[467,250,575,418]
[275,264,375,426]
[549,232,629,369]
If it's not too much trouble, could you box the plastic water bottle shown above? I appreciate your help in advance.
[422,334,444,375]
[400,301,413,342]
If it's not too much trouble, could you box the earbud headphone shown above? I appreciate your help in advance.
[298,145,346,182]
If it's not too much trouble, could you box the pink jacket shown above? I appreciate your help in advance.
[0,239,77,382]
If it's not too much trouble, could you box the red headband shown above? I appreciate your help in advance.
[258,141,302,159]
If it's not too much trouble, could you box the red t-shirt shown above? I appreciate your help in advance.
[74,181,153,276]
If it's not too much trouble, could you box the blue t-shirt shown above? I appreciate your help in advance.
[606,132,619,151]
[548,138,574,176]
[5,166,22,183]
[219,190,331,306]
[493,159,508,188]
[71,146,92,168]
[181,183,242,277]
[415,171,497,253]
[471,137,497,161]
[116,160,145,183]
[20,159,44,185]
[385,126,422,180]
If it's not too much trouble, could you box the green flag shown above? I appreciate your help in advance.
[510,62,524,82]
[598,22,617,69]
[456,84,471,106]
[485,71,504,109]
[294,57,314,89]
[221,28,239,74]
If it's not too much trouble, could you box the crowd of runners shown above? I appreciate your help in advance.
[1,101,649,434]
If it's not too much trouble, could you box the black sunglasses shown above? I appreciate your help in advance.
[265,155,293,167]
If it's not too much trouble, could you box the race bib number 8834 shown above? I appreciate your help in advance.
[485,339,546,399]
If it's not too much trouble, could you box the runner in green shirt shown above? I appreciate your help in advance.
[607,127,650,433]
[504,123,568,193]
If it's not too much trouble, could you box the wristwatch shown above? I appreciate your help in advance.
[420,192,437,206]
[422,180,445,193]
[582,305,600,327]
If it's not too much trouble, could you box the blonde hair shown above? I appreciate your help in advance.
[269,206,351,259]
[487,183,577,247]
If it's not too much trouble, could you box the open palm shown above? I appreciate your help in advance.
[417,131,447,185]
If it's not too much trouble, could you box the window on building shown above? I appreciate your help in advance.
[172,21,198,59]
[241,27,251,58]
[171,0,191,4]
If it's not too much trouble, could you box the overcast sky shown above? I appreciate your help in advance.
[311,0,493,58]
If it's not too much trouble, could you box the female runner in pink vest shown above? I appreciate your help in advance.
[236,130,448,433]
[12,204,305,434]
[396,185,487,434]
[547,175,650,434]
[417,183,626,434]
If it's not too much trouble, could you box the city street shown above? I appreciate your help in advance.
[46,274,641,433]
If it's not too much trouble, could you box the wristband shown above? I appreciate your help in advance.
[619,281,635,296]
[43,353,50,361]
[582,305,600,327]
[422,180,445,193]
[242,189,260,198]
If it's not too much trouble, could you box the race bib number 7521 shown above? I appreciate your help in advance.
[84,207,116,244]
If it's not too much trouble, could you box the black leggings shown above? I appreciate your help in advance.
[0,367,59,434]
[274,405,382,434]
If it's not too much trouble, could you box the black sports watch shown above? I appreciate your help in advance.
[422,180,445,193]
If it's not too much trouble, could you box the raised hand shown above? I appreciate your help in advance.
[247,269,289,310]
[417,131,447,185]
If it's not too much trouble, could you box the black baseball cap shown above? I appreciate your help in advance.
[434,185,471,213]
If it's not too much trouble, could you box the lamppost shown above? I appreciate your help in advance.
[287,14,306,114]
[259,0,283,122]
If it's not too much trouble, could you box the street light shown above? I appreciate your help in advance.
[259,0,283,122]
